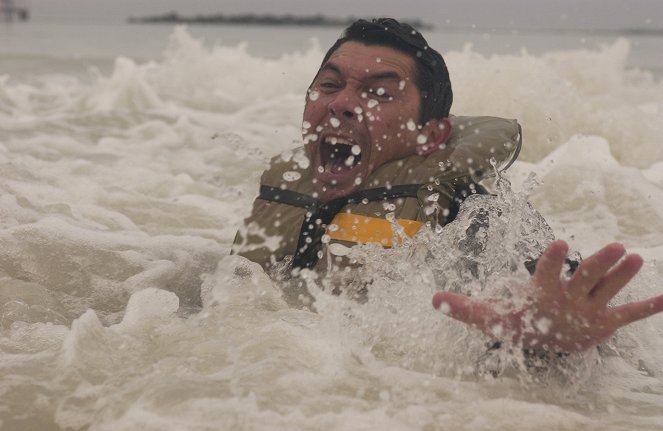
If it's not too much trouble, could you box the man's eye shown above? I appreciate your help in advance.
[319,81,340,90]
[369,87,392,98]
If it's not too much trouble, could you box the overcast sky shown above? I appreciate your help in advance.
[24,0,662,30]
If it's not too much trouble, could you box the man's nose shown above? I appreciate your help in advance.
[327,90,360,119]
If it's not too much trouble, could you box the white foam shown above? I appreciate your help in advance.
[1,26,663,431]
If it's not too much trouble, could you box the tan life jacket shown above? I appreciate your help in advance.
[231,115,522,271]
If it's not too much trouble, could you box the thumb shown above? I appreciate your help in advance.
[432,291,499,327]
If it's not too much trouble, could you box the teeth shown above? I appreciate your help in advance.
[325,136,352,146]
[321,136,361,173]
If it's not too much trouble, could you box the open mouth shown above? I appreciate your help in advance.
[320,136,362,174]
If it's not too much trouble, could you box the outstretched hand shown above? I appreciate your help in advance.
[432,240,663,353]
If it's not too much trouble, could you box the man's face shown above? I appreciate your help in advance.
[302,41,425,202]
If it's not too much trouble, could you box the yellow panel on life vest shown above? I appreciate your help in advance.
[326,213,424,247]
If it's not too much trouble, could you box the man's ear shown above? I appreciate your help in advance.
[415,118,452,156]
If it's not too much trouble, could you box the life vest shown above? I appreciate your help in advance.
[232,116,522,271]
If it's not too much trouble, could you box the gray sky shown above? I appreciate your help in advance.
[23,0,662,30]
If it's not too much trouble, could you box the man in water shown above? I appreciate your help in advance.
[232,18,663,355]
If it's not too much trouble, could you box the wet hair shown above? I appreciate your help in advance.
[316,18,453,123]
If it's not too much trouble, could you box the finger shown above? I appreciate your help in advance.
[610,294,663,328]
[432,291,500,328]
[568,243,626,298]
[531,240,568,290]
[590,254,643,306]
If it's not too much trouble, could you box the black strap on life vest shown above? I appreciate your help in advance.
[258,186,319,210]
[260,184,420,269]
[259,181,488,270]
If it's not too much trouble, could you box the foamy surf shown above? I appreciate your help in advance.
[1,26,663,430]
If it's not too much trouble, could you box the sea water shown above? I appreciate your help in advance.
[1,22,663,430]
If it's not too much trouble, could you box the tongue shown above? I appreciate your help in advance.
[322,142,362,174]
[327,156,353,173]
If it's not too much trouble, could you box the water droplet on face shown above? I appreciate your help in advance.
[317,166,324,173]
[308,90,320,101]
[399,80,406,90]
[376,87,386,96]
[330,117,341,128]
[354,177,362,185]
[303,134,318,145]
[354,106,363,114]
[375,57,382,63]
[351,145,361,155]
[406,119,417,131]
[302,121,311,130]
[367,99,379,109]
[417,134,427,144]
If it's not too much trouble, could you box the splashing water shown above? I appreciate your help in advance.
[307,171,564,378]
[1,25,663,430]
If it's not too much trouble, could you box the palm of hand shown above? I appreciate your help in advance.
[433,240,663,353]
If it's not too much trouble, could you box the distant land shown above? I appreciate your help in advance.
[126,12,663,37]
[127,12,434,30]
[0,0,29,21]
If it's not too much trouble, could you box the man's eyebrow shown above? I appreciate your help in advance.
[366,71,403,82]
[318,63,341,75]
[318,62,404,82]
